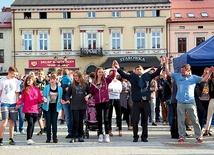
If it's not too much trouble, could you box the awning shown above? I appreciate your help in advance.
[100,56,160,68]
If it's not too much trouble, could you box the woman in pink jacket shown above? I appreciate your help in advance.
[16,75,44,145]
[90,63,116,143]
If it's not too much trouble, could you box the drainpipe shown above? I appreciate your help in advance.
[166,18,170,57]
[12,9,16,67]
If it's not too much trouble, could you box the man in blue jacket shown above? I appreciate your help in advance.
[113,58,165,142]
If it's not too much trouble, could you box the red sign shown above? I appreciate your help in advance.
[29,59,76,68]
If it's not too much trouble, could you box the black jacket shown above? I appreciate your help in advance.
[117,66,162,102]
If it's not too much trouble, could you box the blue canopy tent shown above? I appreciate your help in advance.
[173,36,214,73]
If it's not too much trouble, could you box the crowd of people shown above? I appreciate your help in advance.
[0,57,214,145]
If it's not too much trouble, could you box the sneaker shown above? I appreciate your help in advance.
[152,122,157,126]
[133,138,138,142]
[27,139,35,145]
[60,120,65,125]
[14,131,17,136]
[186,127,192,131]
[53,139,58,143]
[197,138,203,143]
[37,130,44,136]
[78,137,84,142]
[20,131,26,135]
[163,122,167,125]
[104,134,110,143]
[0,139,3,146]
[141,138,148,142]
[178,138,184,143]
[98,134,103,143]
[118,131,122,137]
[109,130,113,137]
[65,134,72,139]
[46,139,51,143]
[9,138,16,145]
[128,126,133,131]
[70,138,75,143]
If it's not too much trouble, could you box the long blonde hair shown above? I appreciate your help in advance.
[72,70,86,87]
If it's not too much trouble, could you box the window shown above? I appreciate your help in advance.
[136,10,144,17]
[0,33,3,39]
[63,33,72,50]
[188,13,195,18]
[112,11,120,18]
[178,38,187,53]
[63,12,71,19]
[0,50,4,63]
[23,33,33,51]
[196,37,205,46]
[201,12,208,17]
[87,33,97,49]
[111,32,121,49]
[87,12,96,18]
[151,30,161,49]
[39,33,48,50]
[136,31,146,49]
[175,13,182,18]
[152,10,160,17]
[24,12,31,19]
[39,12,47,19]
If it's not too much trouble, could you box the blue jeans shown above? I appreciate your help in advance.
[62,103,73,135]
[14,104,25,132]
[168,104,173,126]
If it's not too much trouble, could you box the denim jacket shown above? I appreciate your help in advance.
[42,84,62,112]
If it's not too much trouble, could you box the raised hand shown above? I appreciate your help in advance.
[113,60,120,69]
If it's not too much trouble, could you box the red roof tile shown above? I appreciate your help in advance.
[0,12,12,28]
[169,0,214,22]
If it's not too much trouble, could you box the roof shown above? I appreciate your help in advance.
[169,0,214,22]
[0,12,12,28]
[11,0,170,6]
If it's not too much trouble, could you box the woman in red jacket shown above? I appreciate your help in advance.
[90,63,116,143]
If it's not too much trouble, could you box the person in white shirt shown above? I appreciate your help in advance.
[0,66,20,146]
[108,70,122,137]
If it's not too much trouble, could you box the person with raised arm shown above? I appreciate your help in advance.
[163,56,214,143]
[113,57,165,142]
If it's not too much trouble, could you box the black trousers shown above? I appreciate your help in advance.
[197,100,209,129]
[71,109,85,138]
[132,101,149,140]
[25,113,38,140]
[95,102,110,135]
[108,99,122,131]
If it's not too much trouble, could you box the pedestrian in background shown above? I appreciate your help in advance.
[108,71,122,137]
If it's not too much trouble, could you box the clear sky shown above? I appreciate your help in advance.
[0,0,15,10]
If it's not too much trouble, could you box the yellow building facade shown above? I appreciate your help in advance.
[11,1,170,75]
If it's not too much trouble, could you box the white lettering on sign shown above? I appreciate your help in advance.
[119,56,146,62]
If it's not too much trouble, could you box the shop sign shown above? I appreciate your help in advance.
[29,59,75,68]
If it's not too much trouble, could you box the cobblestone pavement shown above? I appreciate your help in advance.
[0,120,214,155]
